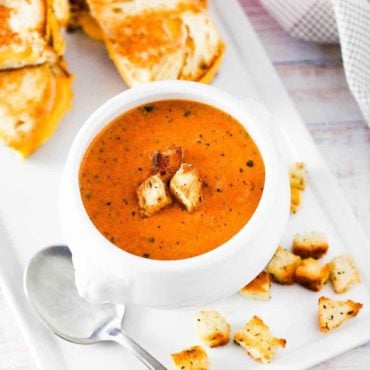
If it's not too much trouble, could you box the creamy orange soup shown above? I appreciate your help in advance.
[79,100,265,260]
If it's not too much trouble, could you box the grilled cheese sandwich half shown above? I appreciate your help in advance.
[67,0,103,40]
[86,0,224,86]
[0,61,73,157]
[0,0,65,70]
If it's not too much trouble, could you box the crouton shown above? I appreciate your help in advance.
[240,271,271,300]
[330,254,361,294]
[289,162,307,191]
[318,296,363,333]
[292,231,329,259]
[136,174,172,216]
[171,346,209,370]
[266,247,301,284]
[290,188,301,214]
[152,147,183,181]
[170,163,202,212]
[295,258,330,291]
[195,310,230,348]
[234,315,286,364]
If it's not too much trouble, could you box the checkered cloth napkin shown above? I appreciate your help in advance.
[260,0,370,126]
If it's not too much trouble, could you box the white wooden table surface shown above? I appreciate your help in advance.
[1,1,369,369]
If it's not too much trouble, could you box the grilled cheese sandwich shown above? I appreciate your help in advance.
[86,0,224,86]
[0,0,65,70]
[0,61,73,157]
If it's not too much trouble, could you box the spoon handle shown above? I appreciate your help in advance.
[107,328,168,370]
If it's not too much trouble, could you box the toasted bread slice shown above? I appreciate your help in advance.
[240,271,271,300]
[292,231,329,259]
[86,0,224,86]
[330,254,361,294]
[0,0,65,69]
[152,147,183,182]
[295,258,330,292]
[0,61,73,157]
[195,310,230,348]
[234,315,286,364]
[137,174,172,216]
[67,0,103,40]
[318,296,363,333]
[171,345,209,370]
[170,163,202,212]
[289,162,307,191]
[266,247,301,285]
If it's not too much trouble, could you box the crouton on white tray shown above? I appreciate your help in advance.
[195,310,230,347]
[152,147,183,181]
[295,258,330,292]
[136,174,172,216]
[171,345,209,370]
[234,316,286,364]
[266,247,301,284]
[292,231,329,259]
[240,271,271,300]
[170,163,202,212]
[290,187,301,214]
[318,296,363,333]
[289,162,307,190]
[330,254,361,294]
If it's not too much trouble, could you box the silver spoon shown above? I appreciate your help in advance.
[24,245,167,370]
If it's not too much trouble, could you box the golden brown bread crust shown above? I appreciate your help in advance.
[266,247,302,285]
[292,231,329,259]
[318,296,363,333]
[171,345,209,370]
[295,258,330,292]
[240,271,271,300]
[152,147,183,182]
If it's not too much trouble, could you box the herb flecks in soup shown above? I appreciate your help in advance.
[79,100,265,260]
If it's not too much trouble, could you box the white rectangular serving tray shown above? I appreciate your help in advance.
[1,1,370,369]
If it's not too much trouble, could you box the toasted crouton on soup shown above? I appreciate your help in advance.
[240,271,271,300]
[171,345,209,370]
[170,163,202,212]
[137,174,172,217]
[0,0,65,70]
[195,310,230,347]
[266,247,301,284]
[0,61,73,157]
[292,231,329,259]
[85,0,225,86]
[289,162,307,190]
[295,258,330,292]
[330,254,361,294]
[318,296,363,333]
[234,315,286,364]
[152,147,183,181]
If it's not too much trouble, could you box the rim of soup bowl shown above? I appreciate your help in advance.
[60,80,286,273]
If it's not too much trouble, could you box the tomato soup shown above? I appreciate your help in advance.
[79,100,265,260]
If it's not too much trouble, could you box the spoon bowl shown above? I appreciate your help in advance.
[24,246,166,369]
